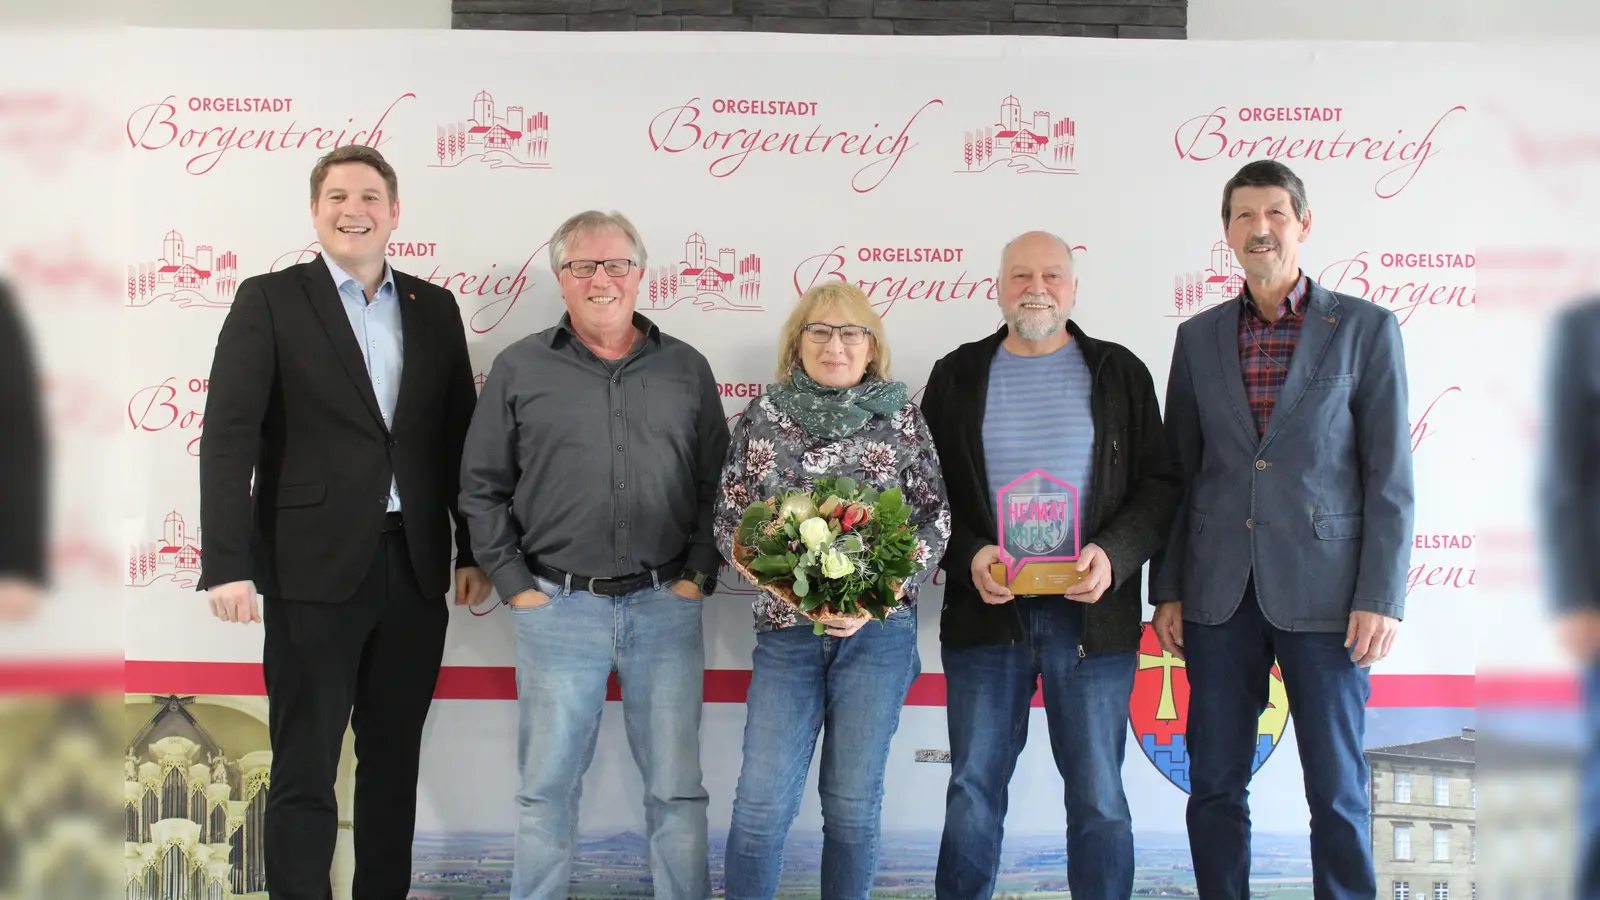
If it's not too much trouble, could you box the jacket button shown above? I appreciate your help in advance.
[1245,518,1254,529]
[1255,459,1267,470]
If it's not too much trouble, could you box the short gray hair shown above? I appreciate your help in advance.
[548,210,649,276]
[997,231,1075,282]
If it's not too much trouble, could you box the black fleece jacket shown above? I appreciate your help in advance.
[921,322,1181,654]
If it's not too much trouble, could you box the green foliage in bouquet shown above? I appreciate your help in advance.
[734,475,923,635]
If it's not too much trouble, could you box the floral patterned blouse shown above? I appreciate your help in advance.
[714,392,952,633]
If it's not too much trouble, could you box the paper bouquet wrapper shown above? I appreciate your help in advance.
[730,536,900,627]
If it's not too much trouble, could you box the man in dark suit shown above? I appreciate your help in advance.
[0,278,46,622]
[1539,296,1600,899]
[198,144,491,900]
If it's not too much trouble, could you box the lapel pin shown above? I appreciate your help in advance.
[1324,316,1336,324]
[409,293,415,299]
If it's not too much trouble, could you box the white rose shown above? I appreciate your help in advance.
[820,548,855,579]
[798,516,831,553]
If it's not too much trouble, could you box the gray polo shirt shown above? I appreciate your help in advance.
[459,312,730,600]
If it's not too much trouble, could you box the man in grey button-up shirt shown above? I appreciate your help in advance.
[460,210,727,900]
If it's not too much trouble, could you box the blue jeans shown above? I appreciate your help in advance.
[1184,576,1373,900]
[935,598,1136,900]
[1581,665,1600,900]
[510,573,710,900]
[723,605,921,900]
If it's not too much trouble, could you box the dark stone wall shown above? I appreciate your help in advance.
[452,0,1186,37]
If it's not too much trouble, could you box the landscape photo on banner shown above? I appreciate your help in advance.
[119,29,1477,900]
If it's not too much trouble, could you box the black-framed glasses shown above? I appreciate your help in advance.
[802,322,872,345]
[562,258,637,278]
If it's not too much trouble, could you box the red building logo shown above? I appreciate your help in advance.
[1170,241,1245,318]
[128,510,202,588]
[643,232,762,312]
[128,230,239,309]
[431,90,551,170]
[958,95,1078,176]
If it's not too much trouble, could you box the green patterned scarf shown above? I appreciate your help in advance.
[767,368,908,439]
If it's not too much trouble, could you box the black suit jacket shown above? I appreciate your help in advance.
[0,279,46,585]
[1540,296,1600,615]
[198,256,477,602]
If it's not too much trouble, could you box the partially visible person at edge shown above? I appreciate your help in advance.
[921,230,1181,899]
[711,280,950,900]
[0,277,46,623]
[1151,159,1414,900]
[458,210,726,900]
[1538,294,1600,900]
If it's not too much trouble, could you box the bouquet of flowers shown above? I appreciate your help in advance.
[730,476,924,635]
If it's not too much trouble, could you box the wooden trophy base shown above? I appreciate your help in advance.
[990,561,1086,595]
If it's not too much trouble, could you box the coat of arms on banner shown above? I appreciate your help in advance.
[956,94,1078,176]
[1170,240,1245,319]
[1130,625,1289,793]
[642,232,762,312]
[127,230,239,309]
[431,90,551,170]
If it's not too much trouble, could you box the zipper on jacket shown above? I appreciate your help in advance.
[1112,438,1119,467]
[1078,644,1085,659]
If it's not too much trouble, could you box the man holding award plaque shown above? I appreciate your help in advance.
[1150,161,1414,900]
[922,231,1181,899]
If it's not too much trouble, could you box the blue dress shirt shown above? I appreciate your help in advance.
[323,254,403,512]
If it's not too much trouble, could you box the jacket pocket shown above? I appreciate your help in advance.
[276,482,326,508]
[1307,373,1355,390]
[1312,512,1362,540]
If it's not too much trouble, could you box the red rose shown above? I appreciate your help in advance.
[842,505,865,531]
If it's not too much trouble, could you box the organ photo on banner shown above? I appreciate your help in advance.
[118,29,1479,899]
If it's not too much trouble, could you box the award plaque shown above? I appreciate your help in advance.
[989,469,1085,594]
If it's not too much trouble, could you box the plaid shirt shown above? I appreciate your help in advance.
[1239,272,1310,436]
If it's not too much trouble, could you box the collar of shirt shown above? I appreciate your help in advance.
[1242,269,1310,323]
[549,311,662,348]
[322,253,395,304]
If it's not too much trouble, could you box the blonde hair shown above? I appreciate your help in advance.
[775,282,891,384]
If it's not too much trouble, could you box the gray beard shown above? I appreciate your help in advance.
[1011,307,1068,341]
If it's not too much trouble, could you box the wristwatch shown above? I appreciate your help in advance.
[681,568,714,595]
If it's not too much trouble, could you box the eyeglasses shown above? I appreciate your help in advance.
[562,259,637,278]
[802,322,871,345]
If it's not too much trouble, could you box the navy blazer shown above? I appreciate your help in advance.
[1539,297,1600,614]
[1151,278,1415,631]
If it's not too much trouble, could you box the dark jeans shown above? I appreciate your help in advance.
[723,606,920,900]
[1581,665,1600,899]
[936,597,1136,900]
[1184,575,1373,900]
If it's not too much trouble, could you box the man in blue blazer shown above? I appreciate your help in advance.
[1538,296,1600,899]
[1150,160,1414,899]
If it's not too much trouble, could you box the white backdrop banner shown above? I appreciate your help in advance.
[120,30,1477,899]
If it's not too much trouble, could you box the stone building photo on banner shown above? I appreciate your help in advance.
[120,28,1478,900]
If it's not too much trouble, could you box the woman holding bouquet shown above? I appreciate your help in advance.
[713,281,950,900]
